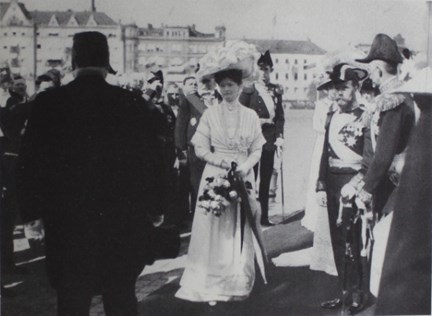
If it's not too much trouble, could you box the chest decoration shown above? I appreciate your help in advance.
[190,117,197,127]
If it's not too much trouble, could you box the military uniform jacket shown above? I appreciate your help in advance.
[239,82,284,151]
[317,106,367,190]
[174,92,207,157]
[17,72,164,288]
[361,78,415,194]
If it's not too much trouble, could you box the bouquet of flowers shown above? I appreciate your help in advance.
[198,173,241,216]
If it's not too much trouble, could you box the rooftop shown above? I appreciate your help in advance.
[244,39,326,55]
[0,2,117,26]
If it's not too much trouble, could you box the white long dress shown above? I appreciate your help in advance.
[273,98,337,276]
[175,103,266,302]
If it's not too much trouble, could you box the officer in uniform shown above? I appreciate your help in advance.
[239,50,285,226]
[174,76,207,214]
[354,33,415,217]
[316,64,370,315]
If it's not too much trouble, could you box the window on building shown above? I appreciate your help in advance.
[294,87,298,94]
[108,34,116,38]
[294,59,298,64]
[10,45,19,53]
[167,31,170,36]
[3,32,7,36]
[11,58,20,67]
[304,87,308,93]
[275,58,279,64]
[294,73,298,81]
[285,59,289,64]
[37,44,41,49]
[13,32,16,36]
[304,59,307,64]
[275,73,279,80]
[22,32,25,36]
[285,87,289,93]
[285,73,288,80]
[313,74,317,79]
[48,33,59,37]
[3,46,7,50]
[21,46,25,50]
[304,74,307,80]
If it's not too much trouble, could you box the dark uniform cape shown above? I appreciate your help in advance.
[17,72,164,290]
[317,106,369,301]
[157,102,189,224]
[174,92,206,211]
[361,77,415,215]
[239,83,284,221]
[375,101,431,315]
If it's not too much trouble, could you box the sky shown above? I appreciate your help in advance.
[20,0,430,52]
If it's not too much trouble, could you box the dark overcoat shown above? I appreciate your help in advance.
[375,101,431,315]
[17,72,164,290]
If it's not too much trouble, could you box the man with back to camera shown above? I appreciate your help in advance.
[17,31,164,316]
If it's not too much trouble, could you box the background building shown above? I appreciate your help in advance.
[122,23,226,73]
[245,39,326,102]
[0,0,122,81]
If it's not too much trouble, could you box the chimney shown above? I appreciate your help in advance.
[91,0,96,12]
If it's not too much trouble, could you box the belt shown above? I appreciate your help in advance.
[329,157,362,171]
[260,118,274,126]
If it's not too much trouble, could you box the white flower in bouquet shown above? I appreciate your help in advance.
[199,200,211,210]
[229,190,238,200]
[214,194,224,202]
[210,201,220,210]
[214,177,224,187]
[222,180,231,188]
[208,189,216,198]
[221,198,231,207]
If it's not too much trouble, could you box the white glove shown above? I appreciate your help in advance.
[316,191,327,207]
[151,215,165,227]
[235,163,250,178]
[358,188,373,207]
[275,137,284,157]
[341,183,357,203]
[24,219,45,240]
[173,158,180,170]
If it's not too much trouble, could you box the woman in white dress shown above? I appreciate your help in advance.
[175,68,267,303]
[273,78,338,276]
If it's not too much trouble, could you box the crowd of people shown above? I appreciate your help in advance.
[0,29,430,316]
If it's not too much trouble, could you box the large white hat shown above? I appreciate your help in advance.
[393,67,432,94]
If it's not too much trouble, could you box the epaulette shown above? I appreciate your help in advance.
[375,93,405,112]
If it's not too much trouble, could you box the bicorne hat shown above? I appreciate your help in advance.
[328,63,368,84]
[356,33,403,64]
[257,50,273,68]
[72,32,116,74]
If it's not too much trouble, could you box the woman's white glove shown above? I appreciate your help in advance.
[316,191,327,207]
[235,163,250,178]
[24,219,45,240]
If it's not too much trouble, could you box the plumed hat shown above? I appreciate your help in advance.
[356,33,403,64]
[72,32,116,74]
[328,63,368,84]
[316,73,333,91]
[150,70,164,85]
[257,50,273,68]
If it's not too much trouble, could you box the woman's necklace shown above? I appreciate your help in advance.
[221,102,241,150]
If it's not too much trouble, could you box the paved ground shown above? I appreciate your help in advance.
[1,110,376,315]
